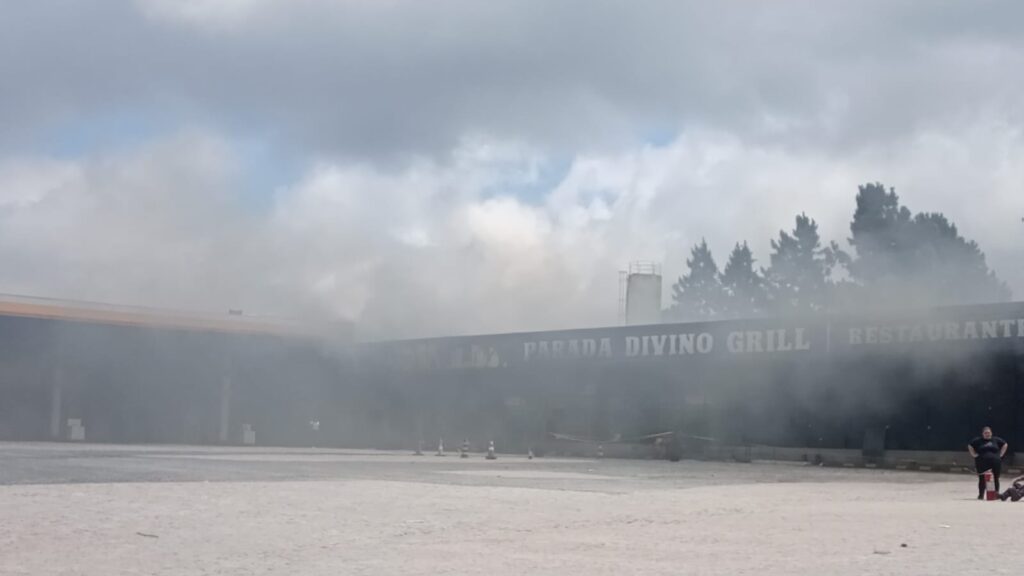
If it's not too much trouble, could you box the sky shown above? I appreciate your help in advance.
[1,0,1022,340]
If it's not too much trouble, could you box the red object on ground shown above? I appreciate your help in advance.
[984,470,998,501]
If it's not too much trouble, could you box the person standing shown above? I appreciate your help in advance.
[968,426,1008,499]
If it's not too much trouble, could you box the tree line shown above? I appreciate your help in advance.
[666,183,1011,321]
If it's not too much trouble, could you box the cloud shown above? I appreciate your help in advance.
[0,124,1019,340]
[1,2,1022,339]
[0,131,260,308]
[136,0,273,30]
[5,1,1024,160]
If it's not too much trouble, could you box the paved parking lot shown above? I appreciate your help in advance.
[0,442,1013,575]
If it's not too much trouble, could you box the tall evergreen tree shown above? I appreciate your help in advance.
[847,183,914,287]
[719,241,765,318]
[847,183,1009,306]
[765,214,842,313]
[668,239,725,321]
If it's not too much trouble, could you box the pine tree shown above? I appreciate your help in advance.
[765,214,842,313]
[719,241,765,319]
[847,183,1009,306]
[668,239,725,321]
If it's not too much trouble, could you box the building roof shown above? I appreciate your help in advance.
[0,293,318,338]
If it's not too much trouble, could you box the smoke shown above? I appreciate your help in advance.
[2,1,1023,341]
[4,2,1023,459]
[2,2,1024,338]
[0,123,1021,341]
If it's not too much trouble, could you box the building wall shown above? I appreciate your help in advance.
[2,302,1023,456]
[0,314,344,446]
[355,302,1024,454]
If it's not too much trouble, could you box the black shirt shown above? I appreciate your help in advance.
[970,436,1006,459]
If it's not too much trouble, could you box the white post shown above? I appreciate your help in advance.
[219,374,232,443]
[242,424,255,445]
[49,369,62,440]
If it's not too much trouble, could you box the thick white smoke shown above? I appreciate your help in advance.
[0,123,1020,340]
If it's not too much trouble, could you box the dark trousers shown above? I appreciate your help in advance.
[976,457,1002,495]
[1000,482,1024,502]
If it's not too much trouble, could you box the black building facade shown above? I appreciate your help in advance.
[2,299,1022,457]
[356,302,1024,455]
[0,301,344,446]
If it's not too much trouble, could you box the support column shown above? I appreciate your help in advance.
[219,374,232,444]
[50,368,63,440]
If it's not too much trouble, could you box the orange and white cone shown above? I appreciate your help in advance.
[527,447,534,460]
[485,440,497,460]
[985,470,998,501]
[597,444,604,458]
[436,438,445,456]
[460,439,469,458]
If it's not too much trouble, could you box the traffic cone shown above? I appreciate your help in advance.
[597,444,604,458]
[527,447,534,460]
[485,440,497,460]
[985,470,998,501]
[460,439,469,459]
[436,438,445,456]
